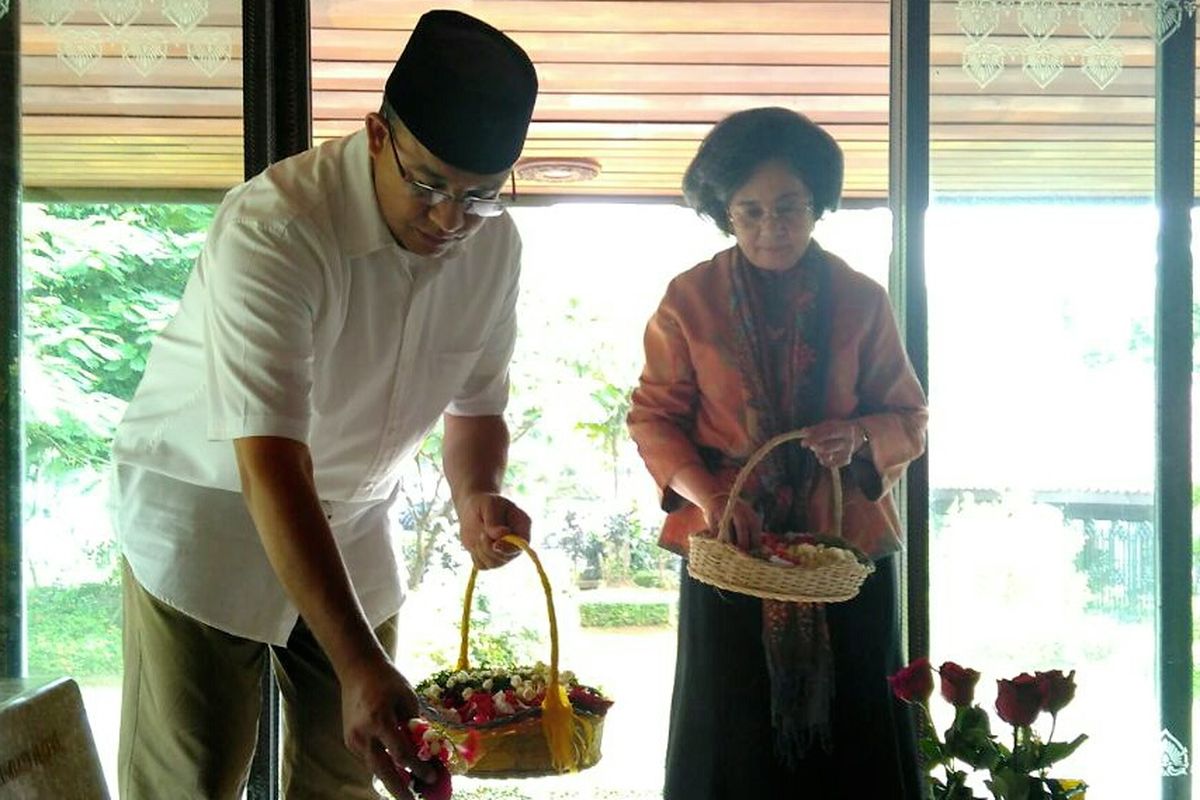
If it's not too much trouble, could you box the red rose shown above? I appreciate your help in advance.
[1036,669,1076,715]
[996,673,1043,727]
[888,658,934,703]
[938,661,981,707]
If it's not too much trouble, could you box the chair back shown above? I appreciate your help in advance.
[0,677,110,799]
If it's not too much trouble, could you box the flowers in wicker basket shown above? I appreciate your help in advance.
[417,662,613,725]
[757,532,873,569]
[889,658,1087,800]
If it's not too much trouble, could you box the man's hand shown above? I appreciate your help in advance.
[340,655,436,800]
[458,492,532,570]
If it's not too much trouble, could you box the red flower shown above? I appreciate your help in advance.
[457,729,481,766]
[463,691,496,724]
[888,658,934,703]
[569,684,615,715]
[996,673,1043,727]
[394,721,457,800]
[1036,670,1077,715]
[938,661,981,707]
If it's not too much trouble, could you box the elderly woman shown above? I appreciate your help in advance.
[627,107,928,798]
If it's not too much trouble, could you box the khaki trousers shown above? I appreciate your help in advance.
[118,560,398,800]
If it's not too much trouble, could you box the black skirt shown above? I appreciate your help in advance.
[664,556,922,800]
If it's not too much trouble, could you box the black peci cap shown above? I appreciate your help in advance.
[384,10,538,174]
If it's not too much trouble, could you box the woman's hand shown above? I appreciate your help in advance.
[799,419,868,469]
[702,491,762,552]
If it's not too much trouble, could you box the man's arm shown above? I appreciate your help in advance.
[442,413,531,569]
[233,435,432,799]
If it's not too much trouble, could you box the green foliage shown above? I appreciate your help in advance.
[572,372,633,498]
[631,569,667,588]
[545,511,605,577]
[22,203,211,479]
[466,594,540,667]
[545,509,676,587]
[578,600,670,628]
[945,706,1001,771]
[27,582,122,678]
[602,511,663,583]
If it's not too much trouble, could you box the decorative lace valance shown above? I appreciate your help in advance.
[2,0,231,78]
[959,0,1196,90]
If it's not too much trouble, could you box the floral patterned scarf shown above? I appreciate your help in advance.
[729,243,835,765]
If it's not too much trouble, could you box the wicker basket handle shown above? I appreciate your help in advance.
[455,535,561,695]
[716,429,844,542]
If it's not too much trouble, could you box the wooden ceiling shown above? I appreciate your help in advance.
[15,0,1192,200]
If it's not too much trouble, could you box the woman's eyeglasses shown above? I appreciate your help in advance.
[386,126,506,218]
[728,200,814,230]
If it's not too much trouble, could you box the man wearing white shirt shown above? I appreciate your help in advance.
[111,11,538,800]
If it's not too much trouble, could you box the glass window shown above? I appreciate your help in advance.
[930,3,1159,796]
[19,2,242,792]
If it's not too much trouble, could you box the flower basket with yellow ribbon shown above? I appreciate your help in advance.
[687,429,875,602]
[416,535,611,778]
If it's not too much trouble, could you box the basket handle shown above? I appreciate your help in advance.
[716,429,843,542]
[455,535,561,695]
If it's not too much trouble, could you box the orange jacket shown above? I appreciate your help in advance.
[627,244,928,558]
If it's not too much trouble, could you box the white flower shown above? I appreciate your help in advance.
[518,685,538,703]
[493,691,515,715]
[462,687,475,700]
[482,678,494,691]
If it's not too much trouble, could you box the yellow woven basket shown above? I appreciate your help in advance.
[687,430,875,602]
[424,535,606,778]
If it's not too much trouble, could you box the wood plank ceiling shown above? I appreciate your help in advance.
[16,0,1192,200]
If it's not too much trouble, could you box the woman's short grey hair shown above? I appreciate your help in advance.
[682,107,844,236]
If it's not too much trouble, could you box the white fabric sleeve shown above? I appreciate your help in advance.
[203,219,326,443]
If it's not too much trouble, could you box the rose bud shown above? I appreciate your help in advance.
[888,658,934,703]
[996,673,1043,727]
[938,661,981,707]
[1036,669,1077,715]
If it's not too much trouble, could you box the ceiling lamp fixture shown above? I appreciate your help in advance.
[513,157,602,183]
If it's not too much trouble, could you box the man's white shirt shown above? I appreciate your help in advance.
[113,129,521,645]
